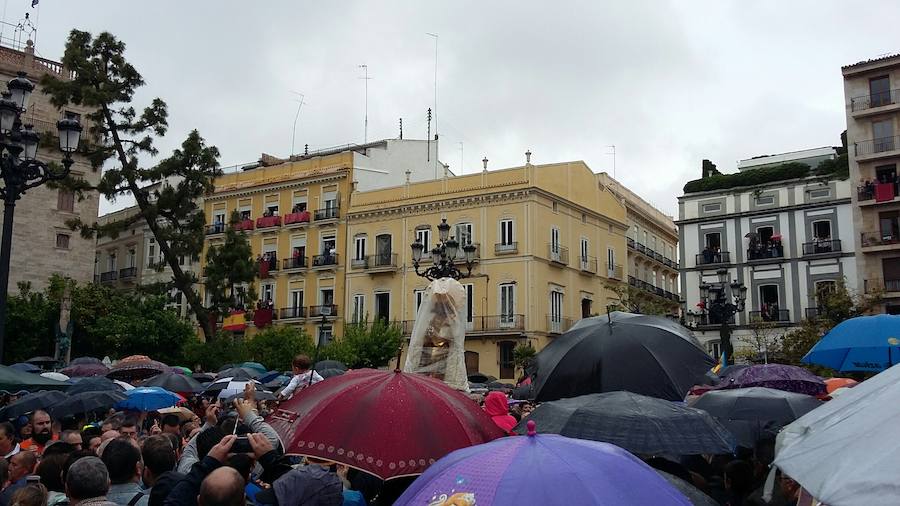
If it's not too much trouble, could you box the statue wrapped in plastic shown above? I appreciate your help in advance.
[404,277,469,391]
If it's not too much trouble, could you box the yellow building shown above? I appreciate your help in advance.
[201,139,441,341]
[346,159,628,380]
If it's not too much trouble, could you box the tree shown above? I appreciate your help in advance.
[4,282,57,363]
[604,282,675,316]
[321,317,403,369]
[182,333,247,373]
[41,30,222,339]
[244,326,314,371]
[735,320,782,364]
[204,211,258,315]
[513,342,536,377]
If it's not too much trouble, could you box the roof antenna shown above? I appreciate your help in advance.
[399,118,403,140]
[290,91,305,157]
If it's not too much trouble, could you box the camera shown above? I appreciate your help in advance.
[232,436,252,454]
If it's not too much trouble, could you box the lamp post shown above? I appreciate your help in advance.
[410,218,476,280]
[0,71,82,363]
[699,269,747,365]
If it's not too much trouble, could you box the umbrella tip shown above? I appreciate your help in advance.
[526,420,536,437]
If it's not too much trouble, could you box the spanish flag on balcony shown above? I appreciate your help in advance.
[711,350,726,374]
[223,310,247,332]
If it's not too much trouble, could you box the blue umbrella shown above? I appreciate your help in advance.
[802,314,900,372]
[9,363,41,373]
[114,387,181,412]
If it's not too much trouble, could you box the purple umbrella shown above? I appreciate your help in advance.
[61,363,109,378]
[395,420,690,505]
[717,364,826,396]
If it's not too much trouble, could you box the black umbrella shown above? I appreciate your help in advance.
[67,376,123,395]
[0,365,69,392]
[26,356,58,366]
[655,470,718,506]
[690,387,823,447]
[192,373,216,384]
[530,312,715,402]
[467,373,496,384]
[513,391,736,455]
[215,367,259,380]
[142,372,203,394]
[317,368,345,380]
[50,391,126,419]
[0,390,67,420]
[70,357,102,365]
[9,363,41,374]
[314,360,347,372]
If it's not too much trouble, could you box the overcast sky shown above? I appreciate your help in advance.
[15,0,900,216]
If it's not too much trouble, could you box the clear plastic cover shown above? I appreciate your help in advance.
[404,277,469,391]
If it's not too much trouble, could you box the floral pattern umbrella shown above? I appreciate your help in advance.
[106,355,168,381]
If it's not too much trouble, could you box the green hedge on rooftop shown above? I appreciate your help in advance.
[683,154,848,193]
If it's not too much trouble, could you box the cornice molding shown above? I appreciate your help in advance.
[348,189,532,223]
[207,172,348,202]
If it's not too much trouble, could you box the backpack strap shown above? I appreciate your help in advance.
[127,492,145,506]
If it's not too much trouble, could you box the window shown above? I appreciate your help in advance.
[500,284,515,326]
[57,190,74,212]
[261,283,274,303]
[879,211,900,241]
[580,237,589,270]
[213,211,226,224]
[873,119,895,152]
[290,290,304,317]
[323,191,338,212]
[318,325,333,345]
[464,284,474,328]
[499,219,514,246]
[147,239,156,268]
[375,292,390,322]
[266,204,279,216]
[757,226,774,245]
[643,230,648,246]
[552,201,558,213]
[550,291,564,332]
[704,232,721,250]
[354,236,367,261]
[607,247,616,276]
[755,195,775,206]
[455,223,473,246]
[652,270,658,287]
[870,75,891,107]
[127,248,136,268]
[808,188,830,199]
[702,202,721,213]
[415,229,431,252]
[499,341,516,379]
[550,227,561,260]
[239,208,251,221]
[882,257,900,291]
[581,213,586,223]
[650,236,657,252]
[758,285,781,321]
[812,220,832,240]
[320,288,334,307]
[814,281,835,307]
[322,235,336,255]
[375,234,392,264]
[352,294,365,323]
[107,252,117,272]
[414,290,425,314]
[707,341,721,359]
[55,233,70,249]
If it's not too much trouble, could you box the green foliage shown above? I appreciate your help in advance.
[320,318,403,369]
[683,162,811,193]
[4,282,57,363]
[812,151,849,179]
[244,326,315,371]
[605,282,676,316]
[41,29,222,340]
[513,343,536,375]
[182,333,248,373]
[204,211,257,313]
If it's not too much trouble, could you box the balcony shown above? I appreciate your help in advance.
[627,237,635,249]
[548,244,569,266]
[99,271,118,283]
[636,242,647,254]
[850,89,900,115]
[854,136,900,162]
[865,278,900,294]
[232,219,254,232]
[205,223,226,235]
[119,267,137,280]
[314,207,339,223]
[282,256,307,271]
[452,242,481,263]
[692,313,736,328]
[607,263,623,280]
[309,304,339,319]
[278,306,307,320]
[747,245,784,262]
[578,256,598,274]
[857,181,900,205]
[256,215,282,230]
[495,242,518,255]
[365,253,398,273]
[311,254,339,269]
[258,257,278,277]
[860,231,900,250]
[546,316,575,334]
[283,211,311,227]
[399,315,526,336]
[749,309,791,323]
[695,251,731,266]
[805,307,822,321]
[802,239,842,256]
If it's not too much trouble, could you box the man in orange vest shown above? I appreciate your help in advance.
[18,410,58,456]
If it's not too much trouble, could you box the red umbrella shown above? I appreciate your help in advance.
[824,377,858,394]
[61,363,109,377]
[267,369,506,480]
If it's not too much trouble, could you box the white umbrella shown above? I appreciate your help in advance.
[773,363,900,505]
[40,372,69,382]
[113,380,135,391]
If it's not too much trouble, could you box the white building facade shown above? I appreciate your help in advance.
[677,150,857,357]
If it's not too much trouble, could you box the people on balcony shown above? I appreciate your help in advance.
[701,245,722,264]
[813,235,833,253]
[759,302,781,321]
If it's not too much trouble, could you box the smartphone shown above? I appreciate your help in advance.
[26,475,41,484]
[232,436,252,454]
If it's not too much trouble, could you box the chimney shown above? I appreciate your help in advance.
[482,157,489,172]
[701,159,719,178]
[525,150,532,165]
[405,169,411,183]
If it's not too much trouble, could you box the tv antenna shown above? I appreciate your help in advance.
[358,64,373,143]
[290,91,306,157]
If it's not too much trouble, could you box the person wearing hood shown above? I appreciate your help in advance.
[483,391,517,435]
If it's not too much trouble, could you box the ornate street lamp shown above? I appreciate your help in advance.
[0,71,82,362]
[410,218,477,280]
[698,269,746,365]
